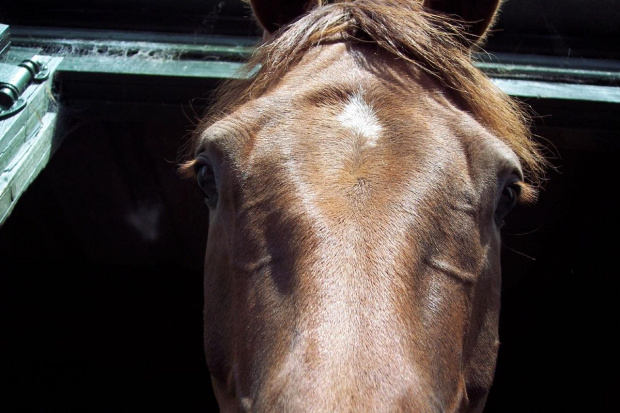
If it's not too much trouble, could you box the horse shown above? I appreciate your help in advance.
[182,0,546,411]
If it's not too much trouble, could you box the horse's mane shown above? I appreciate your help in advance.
[196,0,546,185]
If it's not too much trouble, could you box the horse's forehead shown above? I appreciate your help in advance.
[202,42,520,180]
[206,54,427,147]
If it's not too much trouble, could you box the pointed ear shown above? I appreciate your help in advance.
[249,0,321,33]
[423,0,503,45]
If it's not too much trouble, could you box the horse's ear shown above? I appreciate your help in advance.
[422,0,503,45]
[249,0,321,34]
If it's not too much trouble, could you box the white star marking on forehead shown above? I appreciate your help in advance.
[337,94,383,147]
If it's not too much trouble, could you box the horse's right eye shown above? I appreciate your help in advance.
[495,182,520,226]
[195,157,218,208]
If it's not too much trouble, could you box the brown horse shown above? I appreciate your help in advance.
[183,0,546,411]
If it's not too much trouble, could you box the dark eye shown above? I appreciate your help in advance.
[195,156,218,208]
[495,183,520,225]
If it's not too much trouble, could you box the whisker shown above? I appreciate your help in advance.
[503,225,542,236]
[501,242,537,261]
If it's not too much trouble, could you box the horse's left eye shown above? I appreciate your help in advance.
[195,157,218,208]
[495,183,519,225]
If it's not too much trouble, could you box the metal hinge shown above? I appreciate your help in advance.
[0,59,50,120]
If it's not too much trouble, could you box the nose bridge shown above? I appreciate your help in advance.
[266,316,428,412]
[301,222,405,337]
[264,372,436,413]
[230,180,473,412]
[276,224,420,389]
[262,319,457,412]
[271,172,421,355]
[258,204,473,407]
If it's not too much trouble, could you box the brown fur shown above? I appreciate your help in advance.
[190,0,546,187]
[185,1,547,411]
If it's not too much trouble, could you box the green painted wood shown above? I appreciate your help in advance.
[59,55,245,79]
[492,79,620,103]
[479,62,620,85]
[0,54,62,226]
[476,52,620,86]
[0,111,56,225]
[11,26,255,62]
[0,56,62,166]
[0,24,10,56]
[55,52,620,105]
[0,81,49,171]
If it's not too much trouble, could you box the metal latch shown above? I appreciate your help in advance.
[0,59,50,120]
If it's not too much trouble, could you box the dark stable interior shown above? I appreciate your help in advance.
[1,94,618,412]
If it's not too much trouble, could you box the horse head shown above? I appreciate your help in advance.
[184,1,545,411]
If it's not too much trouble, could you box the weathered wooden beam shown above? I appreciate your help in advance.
[11,26,255,63]
[0,112,57,225]
[0,24,10,56]
[492,79,620,104]
[53,52,620,105]
[0,54,62,226]
[476,52,620,86]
